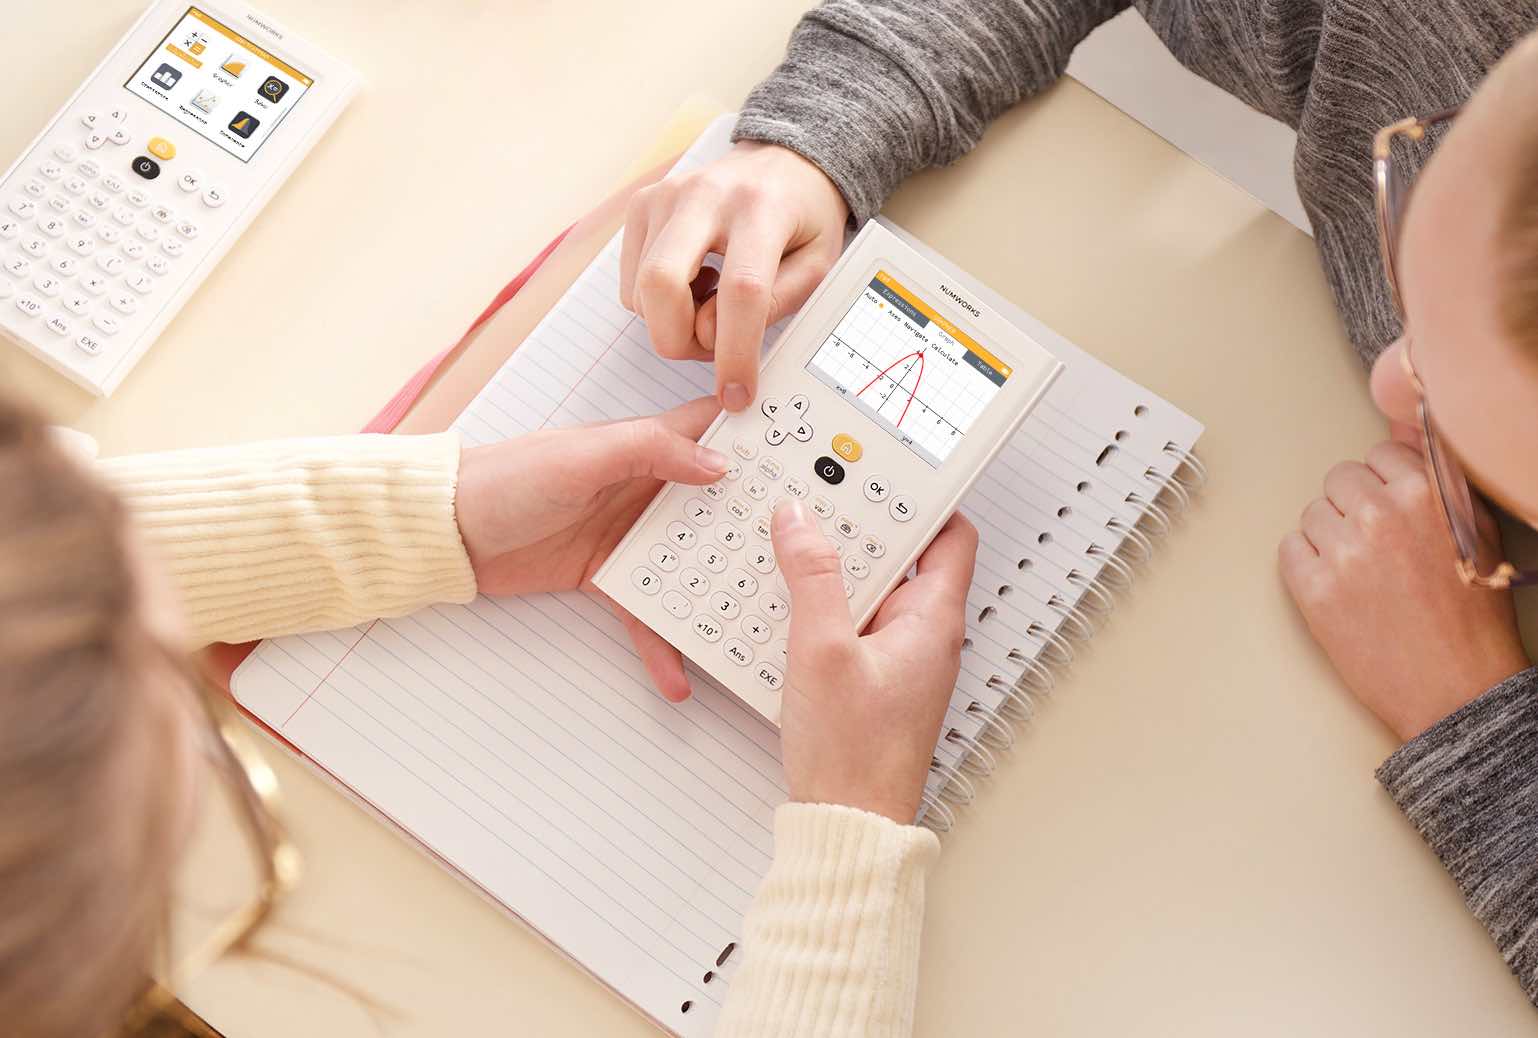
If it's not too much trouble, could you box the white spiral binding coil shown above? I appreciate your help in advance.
[1105,516,1155,564]
[1047,595,1097,641]
[1066,570,1116,617]
[1124,492,1173,538]
[1086,544,1135,590]
[946,727,1000,775]
[1147,465,1192,514]
[1163,442,1208,491]
[1026,621,1075,667]
[966,700,1017,751]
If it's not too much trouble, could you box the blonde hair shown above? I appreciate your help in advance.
[0,393,186,1037]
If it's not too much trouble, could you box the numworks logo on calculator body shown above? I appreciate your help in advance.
[939,284,981,317]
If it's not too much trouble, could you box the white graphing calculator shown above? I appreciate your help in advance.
[0,1,358,396]
[595,223,1064,725]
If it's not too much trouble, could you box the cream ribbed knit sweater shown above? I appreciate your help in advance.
[102,431,939,1036]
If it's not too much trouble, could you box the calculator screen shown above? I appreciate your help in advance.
[805,270,1013,468]
[124,7,314,163]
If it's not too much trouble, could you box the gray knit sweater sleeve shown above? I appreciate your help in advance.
[1377,667,1538,1002]
[731,0,1132,226]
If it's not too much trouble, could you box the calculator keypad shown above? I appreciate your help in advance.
[626,391,921,698]
[0,108,229,365]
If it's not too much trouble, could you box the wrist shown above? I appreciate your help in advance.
[1391,650,1532,742]
[454,444,498,576]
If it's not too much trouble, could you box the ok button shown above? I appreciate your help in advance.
[813,455,845,486]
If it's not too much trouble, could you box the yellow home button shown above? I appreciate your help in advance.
[147,137,176,161]
[832,434,863,463]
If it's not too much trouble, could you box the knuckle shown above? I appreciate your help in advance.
[727,178,768,208]
[722,266,770,302]
[793,542,843,582]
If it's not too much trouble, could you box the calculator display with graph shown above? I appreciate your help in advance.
[806,269,1014,467]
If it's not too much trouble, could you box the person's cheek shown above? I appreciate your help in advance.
[1370,337,1420,426]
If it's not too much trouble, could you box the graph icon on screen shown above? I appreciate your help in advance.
[806,271,1012,467]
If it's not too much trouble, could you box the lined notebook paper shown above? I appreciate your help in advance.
[231,115,1205,1036]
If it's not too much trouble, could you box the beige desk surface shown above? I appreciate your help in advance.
[6,3,1533,1036]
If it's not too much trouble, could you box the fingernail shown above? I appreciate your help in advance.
[722,383,750,412]
[778,501,811,530]
[697,446,728,474]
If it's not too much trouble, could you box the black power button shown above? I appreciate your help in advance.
[131,155,161,180]
[813,455,845,485]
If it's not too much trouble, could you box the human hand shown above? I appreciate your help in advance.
[1279,439,1530,741]
[620,141,850,412]
[455,397,725,701]
[770,502,978,824]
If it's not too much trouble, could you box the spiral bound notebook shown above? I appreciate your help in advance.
[230,115,1205,1036]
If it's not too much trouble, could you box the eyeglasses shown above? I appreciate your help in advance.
[1374,109,1538,590]
[123,672,302,1034]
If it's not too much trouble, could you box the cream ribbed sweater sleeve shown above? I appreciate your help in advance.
[100,432,478,646]
[718,803,940,1037]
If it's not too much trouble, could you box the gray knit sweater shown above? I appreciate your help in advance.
[732,0,1538,1007]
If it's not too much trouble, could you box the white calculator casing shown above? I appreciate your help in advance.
[594,222,1063,725]
[0,0,359,396]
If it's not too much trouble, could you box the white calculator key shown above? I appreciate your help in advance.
[19,235,47,258]
[121,240,146,260]
[107,107,129,124]
[743,477,767,501]
[746,546,775,574]
[80,112,102,130]
[202,186,227,209]
[74,332,104,356]
[69,210,96,230]
[32,274,62,297]
[723,459,741,481]
[829,539,845,556]
[692,615,724,643]
[665,521,696,549]
[53,142,80,162]
[768,496,791,514]
[760,593,789,621]
[66,234,95,256]
[810,495,835,519]
[648,543,680,572]
[751,515,771,540]
[0,219,17,239]
[39,160,65,180]
[62,176,88,196]
[37,215,67,238]
[683,498,714,527]
[111,206,135,226]
[889,496,915,523]
[770,639,789,665]
[757,456,784,481]
[742,615,772,644]
[96,254,125,275]
[150,204,175,224]
[843,578,854,599]
[716,523,745,549]
[723,639,754,667]
[725,497,752,522]
[760,397,782,419]
[46,195,71,213]
[125,272,153,295]
[101,173,124,193]
[98,223,123,245]
[2,256,30,278]
[136,223,161,243]
[698,544,727,573]
[732,438,758,460]
[86,191,111,211]
[843,555,871,579]
[710,592,741,620]
[84,132,107,151]
[755,662,785,691]
[833,514,860,539]
[177,170,204,193]
[160,238,185,258]
[787,394,810,417]
[860,534,886,559]
[77,159,101,178]
[679,568,710,596]
[22,178,48,198]
[79,272,107,295]
[108,127,132,147]
[862,475,891,502]
[661,590,691,619]
[8,198,37,218]
[43,314,71,337]
[630,567,661,595]
[93,312,121,335]
[107,291,137,315]
[726,570,759,597]
[125,188,150,208]
[145,254,170,276]
[0,279,12,300]
[784,477,809,499]
[764,425,787,447]
[789,420,813,442]
[13,294,44,317]
[49,256,78,276]
[62,292,91,315]
[702,482,726,500]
